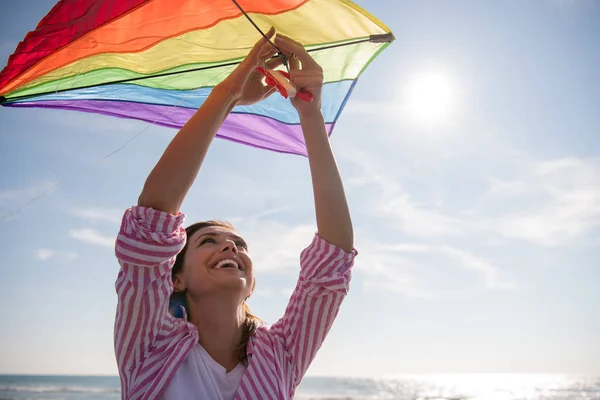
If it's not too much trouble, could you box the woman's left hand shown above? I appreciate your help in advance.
[216,27,283,106]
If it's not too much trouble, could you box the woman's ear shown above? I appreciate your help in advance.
[173,274,186,293]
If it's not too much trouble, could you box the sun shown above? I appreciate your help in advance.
[403,71,456,125]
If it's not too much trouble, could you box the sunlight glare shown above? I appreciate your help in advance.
[403,70,457,125]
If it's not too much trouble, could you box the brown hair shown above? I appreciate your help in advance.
[169,220,263,365]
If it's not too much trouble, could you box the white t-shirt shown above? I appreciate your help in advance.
[160,343,247,400]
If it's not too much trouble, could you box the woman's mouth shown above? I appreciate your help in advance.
[213,259,241,270]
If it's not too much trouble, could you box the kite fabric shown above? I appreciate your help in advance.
[0,0,394,156]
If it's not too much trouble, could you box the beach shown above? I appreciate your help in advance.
[1,374,598,399]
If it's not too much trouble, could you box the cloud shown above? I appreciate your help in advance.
[380,195,466,237]
[0,180,60,220]
[69,228,115,248]
[330,135,596,297]
[224,209,513,299]
[480,157,600,246]
[237,219,315,273]
[188,205,316,274]
[0,180,58,203]
[357,240,515,298]
[252,288,274,297]
[486,178,533,198]
[339,144,466,239]
[72,208,122,224]
[251,287,295,299]
[280,287,295,298]
[356,253,425,298]
[35,249,56,260]
[437,245,514,290]
[34,248,77,261]
[341,134,600,247]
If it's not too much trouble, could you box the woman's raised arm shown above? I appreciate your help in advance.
[138,29,279,215]
[275,35,354,253]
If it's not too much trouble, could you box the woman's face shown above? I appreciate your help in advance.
[174,225,254,301]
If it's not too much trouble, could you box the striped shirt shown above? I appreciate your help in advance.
[114,206,357,400]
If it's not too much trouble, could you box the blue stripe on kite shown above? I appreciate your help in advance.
[11,80,355,124]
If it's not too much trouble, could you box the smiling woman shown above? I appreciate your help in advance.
[113,31,357,400]
[168,220,259,367]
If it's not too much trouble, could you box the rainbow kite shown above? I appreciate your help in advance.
[0,0,393,156]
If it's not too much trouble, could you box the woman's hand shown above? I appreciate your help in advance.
[216,27,282,106]
[273,34,324,117]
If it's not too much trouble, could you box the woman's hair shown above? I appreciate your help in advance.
[169,220,263,364]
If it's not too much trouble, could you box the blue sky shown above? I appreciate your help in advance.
[1,0,599,377]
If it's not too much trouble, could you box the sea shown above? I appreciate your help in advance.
[0,374,598,400]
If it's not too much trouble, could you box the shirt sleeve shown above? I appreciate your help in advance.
[268,233,357,387]
[113,205,187,373]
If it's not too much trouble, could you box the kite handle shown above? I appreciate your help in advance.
[256,67,314,102]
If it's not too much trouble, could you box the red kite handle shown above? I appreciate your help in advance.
[256,67,314,102]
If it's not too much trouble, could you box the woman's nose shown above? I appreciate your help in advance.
[221,240,239,253]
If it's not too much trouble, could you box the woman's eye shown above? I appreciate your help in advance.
[200,238,215,246]
[235,241,247,250]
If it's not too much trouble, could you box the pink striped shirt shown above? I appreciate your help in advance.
[114,206,356,400]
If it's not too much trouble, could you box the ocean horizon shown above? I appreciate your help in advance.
[1,373,598,399]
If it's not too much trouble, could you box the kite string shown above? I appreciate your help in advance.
[0,68,235,223]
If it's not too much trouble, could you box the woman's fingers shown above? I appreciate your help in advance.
[275,34,321,71]
[246,27,277,65]
[290,69,323,86]
[254,27,275,51]
[292,75,323,89]
[264,55,284,70]
[290,70,323,79]
[288,52,300,71]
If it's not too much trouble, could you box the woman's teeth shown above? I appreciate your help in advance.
[214,259,240,270]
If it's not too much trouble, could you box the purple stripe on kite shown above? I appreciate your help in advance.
[6,100,335,156]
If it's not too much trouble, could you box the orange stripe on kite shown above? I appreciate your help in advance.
[1,0,308,95]
[0,0,148,91]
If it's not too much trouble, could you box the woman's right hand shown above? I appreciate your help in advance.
[273,34,324,117]
[216,27,282,106]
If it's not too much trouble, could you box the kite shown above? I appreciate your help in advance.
[0,0,394,156]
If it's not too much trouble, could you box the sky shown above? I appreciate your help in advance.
[0,0,599,377]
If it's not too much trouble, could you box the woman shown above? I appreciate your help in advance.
[114,29,356,400]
